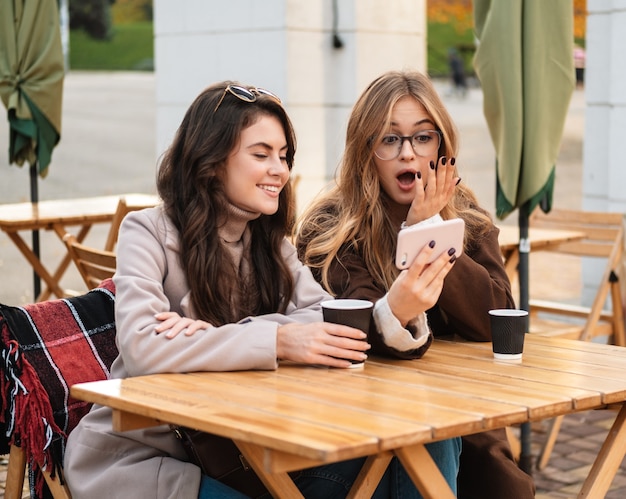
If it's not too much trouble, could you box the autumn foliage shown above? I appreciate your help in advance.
[427,0,587,41]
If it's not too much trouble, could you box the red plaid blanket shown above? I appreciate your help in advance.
[0,279,117,498]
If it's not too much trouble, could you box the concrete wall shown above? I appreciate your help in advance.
[582,1,626,305]
[153,0,427,212]
[583,1,626,213]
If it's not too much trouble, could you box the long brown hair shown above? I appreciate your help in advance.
[157,81,297,325]
[297,70,491,294]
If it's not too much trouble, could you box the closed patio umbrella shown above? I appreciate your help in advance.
[473,0,575,473]
[0,0,65,298]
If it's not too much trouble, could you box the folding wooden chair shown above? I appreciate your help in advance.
[528,208,625,345]
[104,196,142,252]
[63,234,117,290]
[0,280,117,499]
[524,208,626,469]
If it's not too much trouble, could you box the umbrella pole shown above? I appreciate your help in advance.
[30,162,41,300]
[518,202,533,474]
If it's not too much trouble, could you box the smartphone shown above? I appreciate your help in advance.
[395,218,465,269]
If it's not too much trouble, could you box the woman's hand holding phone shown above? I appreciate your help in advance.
[388,239,458,327]
[396,218,464,269]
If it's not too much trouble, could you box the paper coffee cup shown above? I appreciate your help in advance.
[489,309,528,362]
[321,299,373,368]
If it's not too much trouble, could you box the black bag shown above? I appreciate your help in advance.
[172,426,269,498]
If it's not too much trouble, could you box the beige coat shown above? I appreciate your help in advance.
[64,207,331,499]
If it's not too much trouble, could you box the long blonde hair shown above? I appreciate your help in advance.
[297,70,491,294]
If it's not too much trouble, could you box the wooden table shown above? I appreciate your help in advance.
[0,193,158,301]
[71,335,626,499]
[498,225,587,282]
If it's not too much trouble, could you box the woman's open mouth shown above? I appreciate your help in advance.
[397,171,416,186]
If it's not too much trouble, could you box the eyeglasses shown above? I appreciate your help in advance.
[213,85,282,114]
[374,130,442,160]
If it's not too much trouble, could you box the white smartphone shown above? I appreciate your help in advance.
[395,218,465,269]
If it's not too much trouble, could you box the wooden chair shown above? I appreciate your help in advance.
[64,196,144,292]
[527,208,625,346]
[0,281,117,499]
[525,208,626,469]
[63,234,117,290]
[104,196,140,252]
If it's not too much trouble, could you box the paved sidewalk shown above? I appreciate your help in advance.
[2,73,625,498]
[532,411,626,498]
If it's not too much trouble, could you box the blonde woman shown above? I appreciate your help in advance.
[297,70,535,499]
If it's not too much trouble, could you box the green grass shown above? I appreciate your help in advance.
[69,19,471,75]
[427,22,476,78]
[69,22,154,71]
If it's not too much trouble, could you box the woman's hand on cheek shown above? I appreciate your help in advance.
[387,242,457,326]
[406,156,461,225]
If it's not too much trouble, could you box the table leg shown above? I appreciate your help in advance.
[346,451,393,499]
[4,444,27,499]
[6,232,66,300]
[5,224,94,301]
[40,224,93,300]
[234,440,304,499]
[394,443,455,499]
[579,404,626,498]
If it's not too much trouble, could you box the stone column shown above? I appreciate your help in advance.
[153,0,427,212]
[582,2,626,305]
[583,1,626,213]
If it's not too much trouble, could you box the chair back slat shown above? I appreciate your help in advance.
[64,233,117,290]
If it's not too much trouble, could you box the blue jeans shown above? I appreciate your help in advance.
[262,437,461,499]
[199,438,461,498]
[198,474,250,499]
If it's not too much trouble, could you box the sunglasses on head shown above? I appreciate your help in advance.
[213,85,282,114]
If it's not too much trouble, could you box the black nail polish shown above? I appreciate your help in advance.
[429,240,436,248]
[416,171,422,179]
[429,161,435,170]
[449,255,457,264]
[448,248,456,256]
[456,177,462,186]
[442,157,447,166]
[450,157,456,166]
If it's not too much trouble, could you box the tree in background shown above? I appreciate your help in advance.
[69,0,116,40]
[427,0,586,42]
[69,0,153,39]
[427,0,473,33]
[111,0,153,24]
[573,0,586,42]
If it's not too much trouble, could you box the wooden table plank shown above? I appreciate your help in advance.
[0,193,158,229]
[414,351,605,413]
[426,341,626,405]
[528,334,626,355]
[180,371,483,445]
[232,366,528,432]
[367,357,583,417]
[73,377,381,463]
[497,225,587,252]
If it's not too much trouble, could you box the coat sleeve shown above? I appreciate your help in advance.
[113,211,329,377]
[428,224,515,341]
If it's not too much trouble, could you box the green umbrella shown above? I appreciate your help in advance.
[473,0,575,473]
[0,0,64,177]
[0,0,65,298]
[474,0,574,220]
